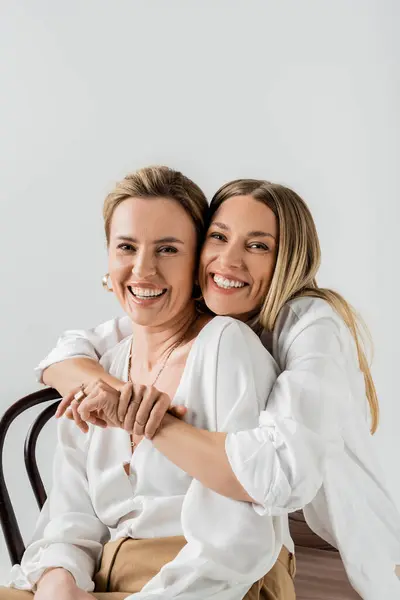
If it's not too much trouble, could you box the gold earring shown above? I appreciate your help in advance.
[102,273,113,292]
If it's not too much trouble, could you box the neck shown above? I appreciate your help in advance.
[130,303,198,370]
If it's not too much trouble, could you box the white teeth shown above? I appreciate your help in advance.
[213,275,245,289]
[130,287,164,298]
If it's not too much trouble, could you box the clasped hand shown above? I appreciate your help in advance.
[56,380,186,440]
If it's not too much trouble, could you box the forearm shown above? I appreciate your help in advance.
[43,358,125,396]
[152,414,255,503]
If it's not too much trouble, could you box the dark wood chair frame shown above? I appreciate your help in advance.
[0,388,61,565]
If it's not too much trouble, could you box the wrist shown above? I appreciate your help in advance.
[97,373,125,392]
[157,412,177,432]
[114,380,127,393]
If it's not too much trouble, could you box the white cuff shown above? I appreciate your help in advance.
[35,347,100,383]
[9,543,96,592]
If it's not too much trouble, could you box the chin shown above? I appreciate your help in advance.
[123,305,159,327]
[125,312,151,327]
[203,297,236,317]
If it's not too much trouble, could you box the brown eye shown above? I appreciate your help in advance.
[117,243,135,252]
[210,232,226,241]
[248,242,269,251]
[158,246,178,254]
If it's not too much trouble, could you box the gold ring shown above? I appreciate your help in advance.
[74,389,86,403]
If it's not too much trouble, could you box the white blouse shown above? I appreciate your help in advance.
[10,317,293,600]
[33,296,400,599]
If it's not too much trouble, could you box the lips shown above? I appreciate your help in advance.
[128,286,166,298]
[210,272,249,289]
[207,273,249,296]
[127,286,167,300]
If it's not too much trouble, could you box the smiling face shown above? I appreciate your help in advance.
[199,194,278,320]
[108,196,198,328]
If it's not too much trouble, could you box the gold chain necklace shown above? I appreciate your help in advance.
[127,312,200,387]
[127,313,199,449]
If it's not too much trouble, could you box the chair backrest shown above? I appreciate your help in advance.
[0,388,61,565]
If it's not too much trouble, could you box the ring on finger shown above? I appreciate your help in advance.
[74,385,86,404]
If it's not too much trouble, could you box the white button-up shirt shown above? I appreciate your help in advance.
[10,317,293,600]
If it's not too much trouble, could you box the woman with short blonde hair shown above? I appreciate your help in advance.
[3,167,297,600]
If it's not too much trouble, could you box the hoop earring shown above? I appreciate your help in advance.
[102,273,113,292]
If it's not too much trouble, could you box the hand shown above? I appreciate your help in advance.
[35,568,93,600]
[57,379,187,439]
[118,383,188,439]
[78,381,177,439]
[55,384,108,433]
[78,380,187,439]
[55,380,130,432]
[77,379,133,429]
[130,404,188,448]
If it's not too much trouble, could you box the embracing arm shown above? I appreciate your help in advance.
[153,415,254,502]
[38,317,131,395]
[43,358,124,397]
[152,304,348,515]
[150,318,279,504]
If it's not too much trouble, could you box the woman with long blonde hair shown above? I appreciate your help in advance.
[23,177,400,598]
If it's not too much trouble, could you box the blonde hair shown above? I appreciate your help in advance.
[209,179,379,433]
[103,165,208,251]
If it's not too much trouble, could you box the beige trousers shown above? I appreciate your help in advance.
[0,536,296,599]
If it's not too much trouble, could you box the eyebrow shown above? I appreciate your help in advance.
[211,221,276,241]
[116,235,185,244]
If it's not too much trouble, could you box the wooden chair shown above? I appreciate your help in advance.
[0,388,61,565]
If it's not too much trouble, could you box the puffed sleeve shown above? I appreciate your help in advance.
[225,300,348,516]
[8,418,110,592]
[133,319,284,599]
[35,316,132,382]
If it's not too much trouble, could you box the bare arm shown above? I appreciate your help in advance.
[152,414,255,503]
[43,358,125,396]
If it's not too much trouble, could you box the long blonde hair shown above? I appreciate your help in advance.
[209,179,379,433]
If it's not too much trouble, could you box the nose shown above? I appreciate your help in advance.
[218,242,244,270]
[131,249,156,279]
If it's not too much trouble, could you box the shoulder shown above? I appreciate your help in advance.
[271,296,351,368]
[99,335,132,373]
[277,296,345,339]
[114,315,133,338]
[94,315,132,347]
[196,319,279,413]
[203,316,266,351]
[288,296,341,320]
[202,317,277,374]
